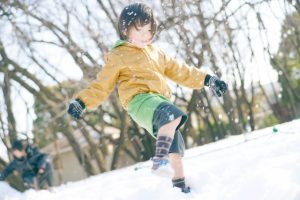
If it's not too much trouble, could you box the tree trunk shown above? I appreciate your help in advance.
[78,121,107,173]
[110,111,128,170]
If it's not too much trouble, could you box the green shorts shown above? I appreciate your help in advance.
[127,93,187,156]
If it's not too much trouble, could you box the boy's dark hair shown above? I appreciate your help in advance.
[12,140,25,151]
[118,3,157,40]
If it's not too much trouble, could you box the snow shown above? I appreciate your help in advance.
[1,119,300,200]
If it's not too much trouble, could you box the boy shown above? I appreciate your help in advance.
[68,3,227,193]
[0,140,53,190]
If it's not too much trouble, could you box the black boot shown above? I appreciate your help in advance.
[172,177,191,193]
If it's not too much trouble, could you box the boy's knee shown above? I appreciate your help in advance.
[173,116,182,125]
[160,116,182,130]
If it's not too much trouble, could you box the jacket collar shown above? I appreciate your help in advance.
[112,40,152,50]
[112,40,127,48]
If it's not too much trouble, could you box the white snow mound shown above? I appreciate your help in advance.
[1,120,300,200]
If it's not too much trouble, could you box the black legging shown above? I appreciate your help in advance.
[23,162,54,189]
[37,162,54,188]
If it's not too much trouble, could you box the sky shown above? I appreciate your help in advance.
[0,119,299,200]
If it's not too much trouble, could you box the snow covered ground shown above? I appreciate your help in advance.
[1,119,300,200]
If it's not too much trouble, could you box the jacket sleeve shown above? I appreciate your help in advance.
[36,154,48,169]
[160,50,207,89]
[27,146,48,170]
[0,161,16,180]
[75,52,121,110]
[34,149,48,169]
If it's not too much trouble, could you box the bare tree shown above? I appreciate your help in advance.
[0,0,297,191]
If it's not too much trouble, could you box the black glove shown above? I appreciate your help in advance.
[204,74,228,97]
[67,99,86,120]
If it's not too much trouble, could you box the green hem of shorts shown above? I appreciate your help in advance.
[127,93,170,137]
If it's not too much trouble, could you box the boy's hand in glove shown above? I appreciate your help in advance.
[204,75,228,97]
[67,99,86,120]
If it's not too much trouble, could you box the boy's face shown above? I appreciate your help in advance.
[12,149,26,159]
[127,23,153,48]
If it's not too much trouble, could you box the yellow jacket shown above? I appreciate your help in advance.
[75,42,207,110]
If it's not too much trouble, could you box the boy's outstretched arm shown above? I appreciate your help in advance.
[0,161,17,181]
[67,52,121,120]
[161,50,227,97]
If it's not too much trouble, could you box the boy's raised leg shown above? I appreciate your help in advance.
[151,117,181,176]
